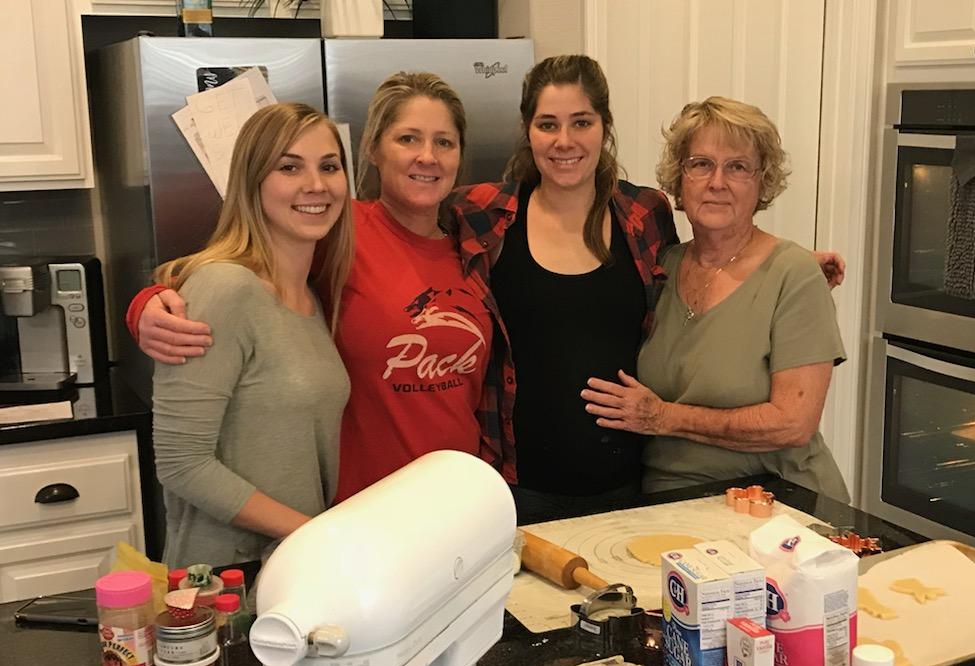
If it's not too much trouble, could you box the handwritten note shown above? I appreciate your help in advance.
[172,68,278,198]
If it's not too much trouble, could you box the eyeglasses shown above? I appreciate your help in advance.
[681,156,761,182]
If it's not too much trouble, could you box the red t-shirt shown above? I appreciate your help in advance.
[330,200,492,502]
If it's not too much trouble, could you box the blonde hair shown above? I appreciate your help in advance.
[656,96,790,212]
[504,54,621,265]
[154,103,354,330]
[356,71,467,201]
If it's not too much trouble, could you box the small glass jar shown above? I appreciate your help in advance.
[155,606,219,666]
[96,571,156,666]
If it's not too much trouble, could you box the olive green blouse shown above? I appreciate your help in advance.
[637,239,850,502]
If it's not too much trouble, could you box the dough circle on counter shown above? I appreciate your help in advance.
[626,534,704,565]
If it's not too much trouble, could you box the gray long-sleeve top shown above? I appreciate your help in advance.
[152,262,349,568]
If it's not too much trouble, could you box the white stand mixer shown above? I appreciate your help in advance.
[250,450,516,666]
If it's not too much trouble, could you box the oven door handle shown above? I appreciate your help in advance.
[895,132,956,150]
[888,343,975,382]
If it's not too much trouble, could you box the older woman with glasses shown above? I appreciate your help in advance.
[582,96,850,502]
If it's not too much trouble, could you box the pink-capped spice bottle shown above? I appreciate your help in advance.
[96,570,156,665]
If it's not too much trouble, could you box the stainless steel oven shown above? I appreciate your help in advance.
[865,84,975,546]
[863,337,975,545]
[876,85,975,354]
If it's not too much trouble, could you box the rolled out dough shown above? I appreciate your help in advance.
[627,534,703,565]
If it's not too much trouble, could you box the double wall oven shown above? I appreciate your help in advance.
[864,85,975,545]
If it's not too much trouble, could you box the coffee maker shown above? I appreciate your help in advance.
[0,257,108,391]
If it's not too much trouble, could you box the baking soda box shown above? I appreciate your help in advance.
[726,617,775,666]
[695,540,766,626]
[662,548,734,666]
[748,515,858,666]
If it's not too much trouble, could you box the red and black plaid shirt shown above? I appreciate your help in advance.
[449,179,678,484]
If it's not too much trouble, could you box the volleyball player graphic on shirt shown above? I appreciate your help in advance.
[383,286,487,383]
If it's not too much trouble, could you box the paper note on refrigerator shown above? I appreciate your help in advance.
[172,67,278,198]
[171,106,225,196]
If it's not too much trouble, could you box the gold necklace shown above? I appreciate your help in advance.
[682,226,755,325]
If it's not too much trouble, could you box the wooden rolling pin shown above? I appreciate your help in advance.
[520,530,608,590]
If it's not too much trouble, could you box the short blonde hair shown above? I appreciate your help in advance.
[656,96,790,212]
[154,103,354,331]
[356,71,466,201]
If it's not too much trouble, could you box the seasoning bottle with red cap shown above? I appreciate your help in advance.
[217,569,246,609]
[168,568,188,592]
[214,594,248,666]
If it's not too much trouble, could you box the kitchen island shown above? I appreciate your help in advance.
[0,475,947,666]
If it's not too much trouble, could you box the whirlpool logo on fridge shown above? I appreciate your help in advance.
[473,61,508,78]
[384,287,486,392]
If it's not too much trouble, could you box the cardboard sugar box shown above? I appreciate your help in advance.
[727,617,775,666]
[695,540,766,626]
[662,548,734,666]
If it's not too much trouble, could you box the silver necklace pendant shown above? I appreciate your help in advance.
[683,307,695,325]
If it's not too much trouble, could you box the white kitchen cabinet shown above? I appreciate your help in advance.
[0,0,93,191]
[0,432,145,602]
[893,0,975,65]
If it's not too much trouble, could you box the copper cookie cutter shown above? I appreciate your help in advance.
[827,531,882,556]
[725,485,775,517]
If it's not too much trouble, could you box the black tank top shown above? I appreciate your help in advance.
[491,184,646,495]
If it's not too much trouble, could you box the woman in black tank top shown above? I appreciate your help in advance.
[483,56,677,521]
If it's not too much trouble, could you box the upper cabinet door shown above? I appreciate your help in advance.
[0,0,93,191]
[588,0,825,250]
[894,0,975,65]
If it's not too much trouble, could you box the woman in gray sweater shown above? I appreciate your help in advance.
[152,103,354,568]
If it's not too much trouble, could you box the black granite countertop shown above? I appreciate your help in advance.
[0,475,961,666]
[0,368,150,446]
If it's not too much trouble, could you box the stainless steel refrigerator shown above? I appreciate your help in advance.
[323,39,534,184]
[89,37,325,401]
[90,36,533,401]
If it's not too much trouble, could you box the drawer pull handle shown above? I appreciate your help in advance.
[34,483,80,504]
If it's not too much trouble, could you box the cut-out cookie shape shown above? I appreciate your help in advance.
[857,586,898,619]
[889,577,946,603]
[858,637,911,666]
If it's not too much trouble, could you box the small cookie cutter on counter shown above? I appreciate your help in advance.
[570,583,645,655]
[725,485,775,517]
[807,523,883,556]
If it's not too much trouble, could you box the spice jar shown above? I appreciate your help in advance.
[155,606,219,666]
[96,571,156,666]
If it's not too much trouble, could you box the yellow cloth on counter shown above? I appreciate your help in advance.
[111,541,168,614]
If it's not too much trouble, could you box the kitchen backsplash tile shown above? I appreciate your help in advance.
[0,190,95,258]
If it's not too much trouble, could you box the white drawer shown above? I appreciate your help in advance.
[0,454,133,531]
[0,522,137,602]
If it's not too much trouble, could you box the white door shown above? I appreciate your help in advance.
[586,0,825,248]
